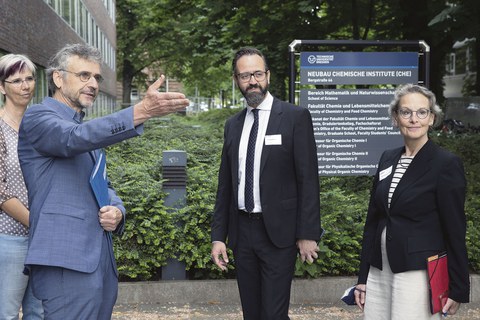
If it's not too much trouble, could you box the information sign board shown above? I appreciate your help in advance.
[298,51,419,175]
[301,89,402,175]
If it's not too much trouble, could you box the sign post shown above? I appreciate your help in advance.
[289,40,430,176]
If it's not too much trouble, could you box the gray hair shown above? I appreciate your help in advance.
[0,53,36,82]
[388,84,443,128]
[47,44,102,94]
[0,53,36,101]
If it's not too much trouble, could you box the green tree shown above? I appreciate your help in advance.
[116,0,475,107]
[166,0,380,100]
[387,0,453,102]
[429,0,480,96]
[116,0,187,106]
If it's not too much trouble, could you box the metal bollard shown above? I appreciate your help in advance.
[161,150,187,280]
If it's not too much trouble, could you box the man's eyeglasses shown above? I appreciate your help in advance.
[396,108,431,119]
[236,70,268,83]
[60,69,104,84]
[3,76,36,87]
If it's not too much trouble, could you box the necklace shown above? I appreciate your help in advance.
[1,108,21,126]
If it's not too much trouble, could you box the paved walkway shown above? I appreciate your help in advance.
[113,302,480,319]
[113,276,480,319]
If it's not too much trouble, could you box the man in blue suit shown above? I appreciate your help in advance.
[18,44,189,319]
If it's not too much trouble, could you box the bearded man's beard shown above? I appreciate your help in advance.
[241,83,269,107]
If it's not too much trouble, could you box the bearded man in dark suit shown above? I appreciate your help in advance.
[211,47,323,320]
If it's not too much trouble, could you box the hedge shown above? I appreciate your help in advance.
[106,110,480,281]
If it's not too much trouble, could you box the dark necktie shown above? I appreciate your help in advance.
[245,109,258,213]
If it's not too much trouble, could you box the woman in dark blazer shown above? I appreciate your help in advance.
[354,84,469,319]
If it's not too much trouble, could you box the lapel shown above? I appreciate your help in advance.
[260,99,283,173]
[89,149,100,164]
[377,148,403,214]
[389,140,435,209]
[231,109,247,196]
[51,98,98,165]
[89,150,96,163]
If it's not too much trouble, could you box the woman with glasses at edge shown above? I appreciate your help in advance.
[0,54,43,319]
[354,84,469,319]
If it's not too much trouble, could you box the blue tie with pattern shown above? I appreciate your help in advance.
[245,109,258,213]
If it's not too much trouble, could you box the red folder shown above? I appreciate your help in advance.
[427,253,449,314]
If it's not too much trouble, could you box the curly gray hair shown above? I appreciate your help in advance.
[47,44,102,94]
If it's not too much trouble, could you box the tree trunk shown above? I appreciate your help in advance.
[475,36,480,96]
[121,59,135,108]
[351,0,360,40]
[400,0,449,100]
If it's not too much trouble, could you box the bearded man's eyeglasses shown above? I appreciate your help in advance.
[236,70,268,83]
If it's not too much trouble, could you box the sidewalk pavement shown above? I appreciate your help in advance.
[112,302,363,319]
[112,275,480,319]
[112,302,480,319]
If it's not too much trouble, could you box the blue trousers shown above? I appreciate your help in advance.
[29,232,117,320]
[0,233,43,320]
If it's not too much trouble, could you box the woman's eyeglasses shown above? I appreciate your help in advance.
[396,108,431,119]
[3,76,36,87]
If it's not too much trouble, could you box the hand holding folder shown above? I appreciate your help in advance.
[427,252,449,315]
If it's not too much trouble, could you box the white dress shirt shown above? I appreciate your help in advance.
[237,92,273,212]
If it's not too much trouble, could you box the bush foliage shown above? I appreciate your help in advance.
[107,110,480,281]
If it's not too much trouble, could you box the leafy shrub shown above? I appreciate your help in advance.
[431,133,480,272]
[295,182,369,278]
[107,111,480,281]
[108,137,177,280]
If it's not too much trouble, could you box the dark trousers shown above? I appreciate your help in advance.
[233,214,297,320]
[29,232,118,320]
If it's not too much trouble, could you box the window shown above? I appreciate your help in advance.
[446,53,455,75]
[455,47,467,75]
[43,0,116,70]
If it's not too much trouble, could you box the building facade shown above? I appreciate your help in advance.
[443,38,477,99]
[442,38,480,129]
[0,0,117,117]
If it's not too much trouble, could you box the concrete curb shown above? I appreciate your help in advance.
[118,274,480,305]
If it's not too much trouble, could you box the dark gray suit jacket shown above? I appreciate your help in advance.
[357,140,470,303]
[211,96,322,249]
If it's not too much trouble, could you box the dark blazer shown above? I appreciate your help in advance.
[18,97,143,273]
[357,139,470,303]
[211,97,322,249]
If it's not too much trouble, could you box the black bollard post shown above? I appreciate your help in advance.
[161,150,187,280]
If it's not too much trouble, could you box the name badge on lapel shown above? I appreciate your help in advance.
[379,165,392,181]
[265,134,282,145]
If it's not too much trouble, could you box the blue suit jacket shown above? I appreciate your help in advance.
[18,97,143,273]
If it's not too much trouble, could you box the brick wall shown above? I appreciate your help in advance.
[0,0,116,96]
[0,0,81,67]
